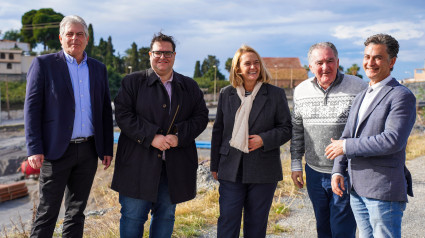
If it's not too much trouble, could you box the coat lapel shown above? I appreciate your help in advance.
[349,90,366,137]
[229,87,241,118]
[248,84,267,128]
[56,51,74,102]
[169,72,184,131]
[357,82,394,129]
[87,58,96,114]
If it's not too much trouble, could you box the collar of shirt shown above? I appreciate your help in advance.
[154,71,174,84]
[314,73,339,93]
[368,74,392,92]
[63,51,87,65]
[155,72,174,101]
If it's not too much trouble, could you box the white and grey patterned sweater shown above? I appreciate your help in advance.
[290,72,367,174]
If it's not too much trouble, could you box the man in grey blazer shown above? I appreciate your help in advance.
[326,34,416,238]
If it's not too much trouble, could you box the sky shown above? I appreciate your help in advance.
[1,0,425,81]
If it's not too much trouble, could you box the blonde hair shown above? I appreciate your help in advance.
[229,45,271,88]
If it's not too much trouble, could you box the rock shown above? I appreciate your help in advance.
[197,161,218,191]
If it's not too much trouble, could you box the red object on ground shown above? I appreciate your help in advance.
[21,160,40,176]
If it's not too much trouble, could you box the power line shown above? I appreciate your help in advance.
[21,22,60,31]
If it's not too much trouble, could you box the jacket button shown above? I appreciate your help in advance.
[160,129,163,133]
[137,139,141,144]
[158,154,162,158]
[163,104,166,108]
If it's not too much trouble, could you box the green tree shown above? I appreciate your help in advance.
[2,30,21,41]
[201,55,220,75]
[203,66,225,81]
[86,24,94,56]
[345,64,362,78]
[0,81,26,107]
[104,36,115,67]
[21,9,37,48]
[199,55,225,80]
[92,37,107,62]
[138,47,150,70]
[225,58,232,73]
[194,60,202,78]
[107,66,123,99]
[28,8,64,50]
[113,52,125,73]
[125,42,139,72]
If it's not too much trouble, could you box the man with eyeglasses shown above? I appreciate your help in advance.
[111,32,209,237]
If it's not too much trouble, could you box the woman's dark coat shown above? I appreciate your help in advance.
[210,84,292,183]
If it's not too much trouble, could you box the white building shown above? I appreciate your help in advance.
[0,40,35,81]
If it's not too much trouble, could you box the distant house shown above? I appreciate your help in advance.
[0,40,35,81]
[414,67,425,82]
[262,57,308,88]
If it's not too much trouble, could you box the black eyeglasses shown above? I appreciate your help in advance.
[150,51,175,58]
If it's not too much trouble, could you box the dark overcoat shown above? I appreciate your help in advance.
[111,68,209,204]
[210,84,292,183]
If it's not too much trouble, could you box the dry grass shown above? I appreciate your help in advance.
[406,113,425,161]
[4,127,424,237]
[80,143,298,238]
[406,133,425,160]
[80,129,425,237]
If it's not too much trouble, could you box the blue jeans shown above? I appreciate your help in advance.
[119,167,176,238]
[350,189,406,238]
[305,164,356,238]
[217,179,277,238]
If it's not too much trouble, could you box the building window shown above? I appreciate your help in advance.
[9,53,14,60]
[7,63,12,69]
[0,53,5,59]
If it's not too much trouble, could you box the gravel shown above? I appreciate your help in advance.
[196,156,425,238]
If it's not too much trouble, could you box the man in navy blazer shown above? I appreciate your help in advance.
[326,34,416,238]
[25,15,113,237]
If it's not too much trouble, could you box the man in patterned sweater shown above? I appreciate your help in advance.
[290,42,367,238]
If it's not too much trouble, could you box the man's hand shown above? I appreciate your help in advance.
[331,174,345,197]
[165,135,178,148]
[325,138,344,160]
[151,134,171,151]
[102,156,113,170]
[248,135,263,152]
[211,171,218,180]
[28,154,44,169]
[291,171,304,188]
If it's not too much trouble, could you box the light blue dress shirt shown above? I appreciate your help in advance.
[64,51,94,139]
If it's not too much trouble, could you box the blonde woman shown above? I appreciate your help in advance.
[210,45,292,238]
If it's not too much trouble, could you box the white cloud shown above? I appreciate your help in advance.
[332,21,425,42]
[398,49,425,62]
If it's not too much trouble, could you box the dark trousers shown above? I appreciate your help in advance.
[305,164,356,238]
[217,179,277,238]
[30,140,98,238]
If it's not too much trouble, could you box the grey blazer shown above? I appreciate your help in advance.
[333,78,416,202]
[210,84,292,183]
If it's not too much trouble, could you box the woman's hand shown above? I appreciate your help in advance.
[248,135,263,152]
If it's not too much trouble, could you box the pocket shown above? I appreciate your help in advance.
[219,145,229,155]
[370,157,399,168]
